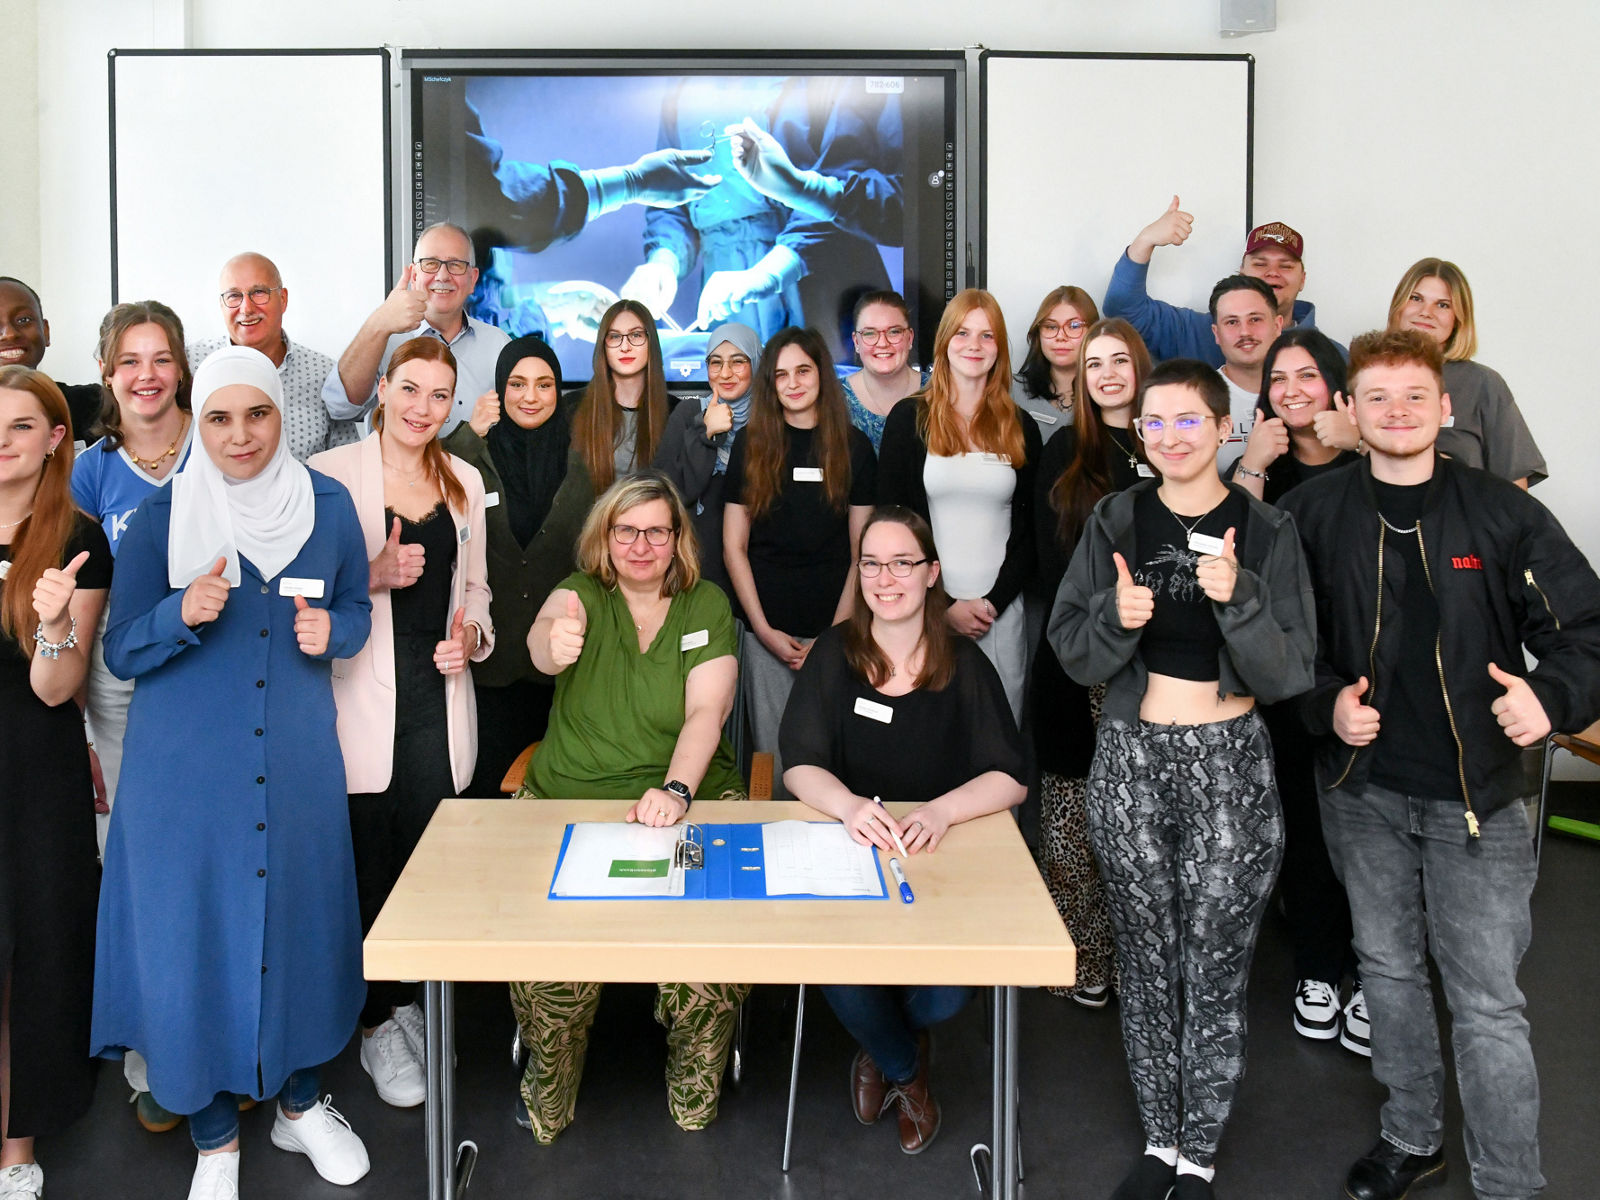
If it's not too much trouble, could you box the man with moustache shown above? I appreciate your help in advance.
[1281,329,1600,1200]
[1207,275,1281,472]
[187,252,358,459]
[323,223,509,438]
[0,276,103,441]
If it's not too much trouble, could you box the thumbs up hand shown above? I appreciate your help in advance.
[32,549,92,630]
[370,516,426,591]
[434,606,472,676]
[293,592,332,656]
[377,263,428,334]
[1488,661,1551,746]
[1333,675,1381,746]
[548,589,587,668]
[1133,194,1195,258]
[1197,527,1240,604]
[1314,390,1362,452]
[1112,551,1155,630]
[182,557,233,629]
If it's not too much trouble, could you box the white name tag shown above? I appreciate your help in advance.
[793,466,824,483]
[978,452,1013,465]
[278,576,325,599]
[1441,415,1455,428]
[484,491,500,508]
[680,629,709,652]
[1136,463,1156,477]
[854,696,894,723]
[1032,409,1058,425]
[0,560,10,580]
[1188,532,1226,556]
[457,525,471,545]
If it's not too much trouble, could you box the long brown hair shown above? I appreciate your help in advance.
[842,506,955,692]
[919,289,1026,464]
[739,327,854,519]
[0,367,81,654]
[94,300,193,450]
[1050,319,1151,548]
[1016,284,1101,402]
[572,300,669,493]
[374,338,468,514]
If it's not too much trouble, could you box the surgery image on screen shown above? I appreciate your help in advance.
[413,69,958,384]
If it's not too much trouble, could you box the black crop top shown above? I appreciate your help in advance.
[1131,487,1250,682]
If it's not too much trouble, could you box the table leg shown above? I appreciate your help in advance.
[1000,985,1020,1198]
[424,981,474,1199]
[969,984,1008,1195]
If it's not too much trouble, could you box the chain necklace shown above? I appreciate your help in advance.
[0,510,33,530]
[1378,513,1418,535]
[1107,425,1140,471]
[126,414,187,473]
[383,458,425,488]
[1166,497,1224,541]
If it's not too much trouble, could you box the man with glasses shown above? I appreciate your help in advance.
[323,223,509,437]
[1281,329,1600,1200]
[187,252,358,460]
[1105,202,1329,366]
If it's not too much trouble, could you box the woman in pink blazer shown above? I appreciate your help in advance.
[309,338,493,1111]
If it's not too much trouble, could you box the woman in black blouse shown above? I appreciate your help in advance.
[780,506,1027,1157]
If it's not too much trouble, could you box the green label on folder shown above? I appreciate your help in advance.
[609,858,670,878]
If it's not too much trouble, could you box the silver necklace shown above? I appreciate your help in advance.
[1166,497,1223,540]
[0,510,33,530]
[1379,513,1418,535]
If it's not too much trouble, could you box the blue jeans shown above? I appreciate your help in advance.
[187,1069,320,1151]
[1320,783,1542,1200]
[820,985,972,1083]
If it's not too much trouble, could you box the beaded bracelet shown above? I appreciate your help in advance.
[1235,465,1267,480]
[34,616,78,660]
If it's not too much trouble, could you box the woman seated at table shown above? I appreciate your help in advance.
[512,472,747,1144]
[779,505,1028,1156]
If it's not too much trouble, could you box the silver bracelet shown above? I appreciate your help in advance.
[34,616,79,660]
[1236,465,1267,480]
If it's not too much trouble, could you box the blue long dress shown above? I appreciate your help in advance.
[90,473,373,1116]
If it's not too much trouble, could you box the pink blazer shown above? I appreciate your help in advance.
[310,436,494,794]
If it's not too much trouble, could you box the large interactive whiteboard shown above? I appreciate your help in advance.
[980,52,1253,354]
[109,49,391,360]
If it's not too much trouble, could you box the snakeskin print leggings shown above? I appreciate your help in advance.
[1085,712,1283,1167]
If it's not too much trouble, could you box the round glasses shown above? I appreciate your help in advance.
[858,557,928,578]
[611,524,675,546]
[605,329,650,348]
[855,325,909,345]
[706,354,751,373]
[415,257,472,276]
[221,287,282,309]
[1136,414,1212,443]
[1039,319,1087,339]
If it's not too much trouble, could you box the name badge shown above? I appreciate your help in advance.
[0,560,10,580]
[484,491,500,508]
[278,576,325,599]
[680,629,709,652]
[854,696,894,724]
[1033,410,1058,425]
[458,525,471,545]
[793,466,824,483]
[978,451,1013,465]
[1136,463,1156,477]
[1441,415,1456,428]
[1188,532,1226,556]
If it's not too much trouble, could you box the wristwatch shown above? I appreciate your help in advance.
[663,779,692,806]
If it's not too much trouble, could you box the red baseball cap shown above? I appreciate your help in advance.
[1244,221,1304,260]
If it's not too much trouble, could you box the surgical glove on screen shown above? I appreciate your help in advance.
[620,248,682,320]
[695,244,804,329]
[727,117,844,222]
[584,149,721,219]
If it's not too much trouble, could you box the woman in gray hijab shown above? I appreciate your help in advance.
[651,321,759,593]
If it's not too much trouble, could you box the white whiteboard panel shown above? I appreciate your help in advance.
[982,53,1251,358]
[111,50,389,363]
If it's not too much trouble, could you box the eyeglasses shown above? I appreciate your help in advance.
[414,256,473,276]
[221,287,282,309]
[855,325,909,345]
[1136,414,1212,443]
[1039,319,1087,339]
[706,354,751,373]
[605,329,650,348]
[612,524,675,546]
[858,557,928,578]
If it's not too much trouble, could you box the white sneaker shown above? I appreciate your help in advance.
[392,1001,426,1062]
[270,1095,370,1186]
[187,1150,240,1200]
[1340,986,1373,1057]
[0,1163,44,1200]
[1293,979,1341,1040]
[360,1017,426,1107]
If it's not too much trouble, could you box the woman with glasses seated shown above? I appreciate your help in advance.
[1048,359,1314,1200]
[723,327,875,796]
[780,506,1027,1155]
[652,321,761,592]
[511,473,747,1144]
[1012,285,1100,443]
[841,291,927,452]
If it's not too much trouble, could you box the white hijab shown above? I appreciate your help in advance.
[168,345,315,588]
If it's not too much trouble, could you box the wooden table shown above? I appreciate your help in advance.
[365,798,1076,1200]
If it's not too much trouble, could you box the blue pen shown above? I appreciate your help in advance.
[888,857,915,904]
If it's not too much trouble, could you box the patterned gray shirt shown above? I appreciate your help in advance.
[188,333,360,459]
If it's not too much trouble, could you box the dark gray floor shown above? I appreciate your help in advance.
[48,786,1600,1199]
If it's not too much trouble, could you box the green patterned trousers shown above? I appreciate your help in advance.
[507,979,752,1143]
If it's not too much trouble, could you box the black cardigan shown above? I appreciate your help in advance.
[876,398,1041,614]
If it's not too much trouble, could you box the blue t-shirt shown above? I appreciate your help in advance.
[70,432,195,556]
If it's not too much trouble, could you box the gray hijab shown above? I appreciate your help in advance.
[702,321,760,475]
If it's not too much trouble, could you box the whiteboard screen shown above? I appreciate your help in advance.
[110,50,389,364]
[981,53,1252,358]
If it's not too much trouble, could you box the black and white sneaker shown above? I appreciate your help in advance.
[1340,985,1372,1057]
[1293,979,1341,1040]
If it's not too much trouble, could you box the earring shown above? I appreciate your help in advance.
[44,449,54,460]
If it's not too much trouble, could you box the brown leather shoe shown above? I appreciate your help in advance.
[889,1052,941,1154]
[850,1049,888,1125]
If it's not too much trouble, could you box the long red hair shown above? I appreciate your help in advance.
[919,289,1026,464]
[0,367,81,654]
[375,338,468,514]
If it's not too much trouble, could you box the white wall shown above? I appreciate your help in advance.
[28,0,1600,765]
[0,0,41,283]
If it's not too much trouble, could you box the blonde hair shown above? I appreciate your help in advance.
[574,472,700,597]
[1387,257,1477,362]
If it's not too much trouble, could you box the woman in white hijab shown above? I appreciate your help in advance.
[93,346,376,1200]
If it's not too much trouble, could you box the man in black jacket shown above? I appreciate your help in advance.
[1282,329,1600,1200]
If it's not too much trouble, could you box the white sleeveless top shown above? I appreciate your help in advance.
[922,451,1015,599]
